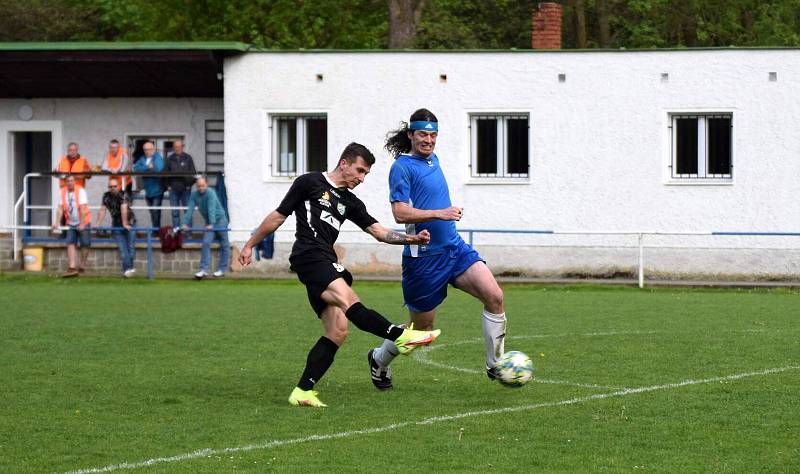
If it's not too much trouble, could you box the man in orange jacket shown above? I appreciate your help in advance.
[52,175,92,277]
[57,142,92,188]
[101,139,131,193]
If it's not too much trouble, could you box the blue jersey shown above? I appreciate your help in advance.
[389,153,462,257]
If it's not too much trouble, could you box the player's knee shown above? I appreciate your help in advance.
[484,286,504,312]
[327,326,348,346]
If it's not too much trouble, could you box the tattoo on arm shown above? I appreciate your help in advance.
[384,230,408,244]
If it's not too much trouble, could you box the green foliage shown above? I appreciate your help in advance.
[4,0,800,48]
[91,0,387,48]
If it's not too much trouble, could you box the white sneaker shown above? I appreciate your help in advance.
[194,270,208,279]
[123,269,136,278]
[213,270,225,278]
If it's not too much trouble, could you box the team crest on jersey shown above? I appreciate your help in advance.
[337,202,346,216]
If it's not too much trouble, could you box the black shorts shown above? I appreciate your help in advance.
[291,260,353,317]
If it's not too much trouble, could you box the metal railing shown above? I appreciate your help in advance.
[459,228,800,288]
[4,224,799,285]
[12,171,225,261]
[5,224,239,280]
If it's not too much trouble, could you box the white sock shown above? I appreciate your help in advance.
[482,310,506,369]
[373,338,400,368]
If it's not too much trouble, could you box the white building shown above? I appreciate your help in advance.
[2,43,799,279]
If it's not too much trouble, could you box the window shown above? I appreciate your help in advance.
[470,114,529,178]
[128,135,185,163]
[670,113,732,179]
[271,115,327,177]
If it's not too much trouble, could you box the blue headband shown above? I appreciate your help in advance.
[409,121,438,132]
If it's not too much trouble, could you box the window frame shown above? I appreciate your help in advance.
[668,112,734,182]
[468,113,530,180]
[269,114,328,178]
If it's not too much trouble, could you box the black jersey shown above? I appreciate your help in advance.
[276,172,378,264]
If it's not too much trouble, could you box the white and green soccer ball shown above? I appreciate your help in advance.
[494,351,534,388]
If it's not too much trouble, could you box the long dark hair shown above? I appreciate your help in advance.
[384,108,438,158]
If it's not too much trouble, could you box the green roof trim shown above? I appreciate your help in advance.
[0,41,251,52]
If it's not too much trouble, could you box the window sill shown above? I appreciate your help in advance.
[263,176,299,183]
[663,179,733,186]
[465,177,530,185]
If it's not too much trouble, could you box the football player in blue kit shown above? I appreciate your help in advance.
[367,109,508,389]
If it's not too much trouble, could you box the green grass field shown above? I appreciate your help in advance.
[1,276,798,473]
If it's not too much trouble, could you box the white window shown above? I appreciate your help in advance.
[270,115,327,177]
[670,113,732,180]
[469,114,529,178]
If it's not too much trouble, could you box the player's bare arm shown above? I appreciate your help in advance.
[391,201,463,224]
[238,210,287,266]
[366,223,431,245]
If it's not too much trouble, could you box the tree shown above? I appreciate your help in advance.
[388,0,428,48]
[0,0,100,41]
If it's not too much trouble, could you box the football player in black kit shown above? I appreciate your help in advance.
[239,142,441,407]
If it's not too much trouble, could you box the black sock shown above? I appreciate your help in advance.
[344,302,405,340]
[297,336,339,391]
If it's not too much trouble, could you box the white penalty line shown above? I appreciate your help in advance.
[64,365,798,474]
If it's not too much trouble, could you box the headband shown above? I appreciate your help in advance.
[409,121,438,132]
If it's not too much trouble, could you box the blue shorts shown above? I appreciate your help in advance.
[64,226,91,248]
[401,239,483,313]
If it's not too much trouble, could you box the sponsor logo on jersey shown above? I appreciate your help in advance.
[337,202,346,216]
[318,191,332,208]
[332,262,345,272]
[427,160,434,167]
[329,189,341,198]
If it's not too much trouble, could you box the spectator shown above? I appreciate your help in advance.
[181,177,230,279]
[56,142,92,188]
[133,141,164,230]
[101,139,131,194]
[165,138,196,228]
[52,175,91,277]
[95,178,136,278]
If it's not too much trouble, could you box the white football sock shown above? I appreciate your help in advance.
[482,309,507,369]
[373,338,400,368]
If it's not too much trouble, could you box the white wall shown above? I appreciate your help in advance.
[223,50,800,278]
[0,97,223,228]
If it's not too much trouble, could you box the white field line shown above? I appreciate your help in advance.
[63,365,799,474]
[413,330,661,390]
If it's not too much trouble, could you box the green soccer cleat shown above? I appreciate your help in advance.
[288,387,328,408]
[394,324,441,355]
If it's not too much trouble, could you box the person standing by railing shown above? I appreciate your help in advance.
[101,139,131,195]
[165,138,196,228]
[133,141,164,231]
[95,178,136,278]
[52,175,91,277]
[56,142,92,189]
[181,177,230,279]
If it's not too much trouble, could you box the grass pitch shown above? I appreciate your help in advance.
[0,276,798,473]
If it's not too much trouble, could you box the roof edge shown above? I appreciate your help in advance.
[0,41,251,52]
[244,45,800,53]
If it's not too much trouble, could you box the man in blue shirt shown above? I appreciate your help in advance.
[368,108,508,389]
[132,141,164,229]
[180,177,230,279]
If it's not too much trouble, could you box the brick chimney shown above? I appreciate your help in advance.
[532,2,562,49]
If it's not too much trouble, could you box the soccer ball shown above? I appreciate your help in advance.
[494,351,534,388]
